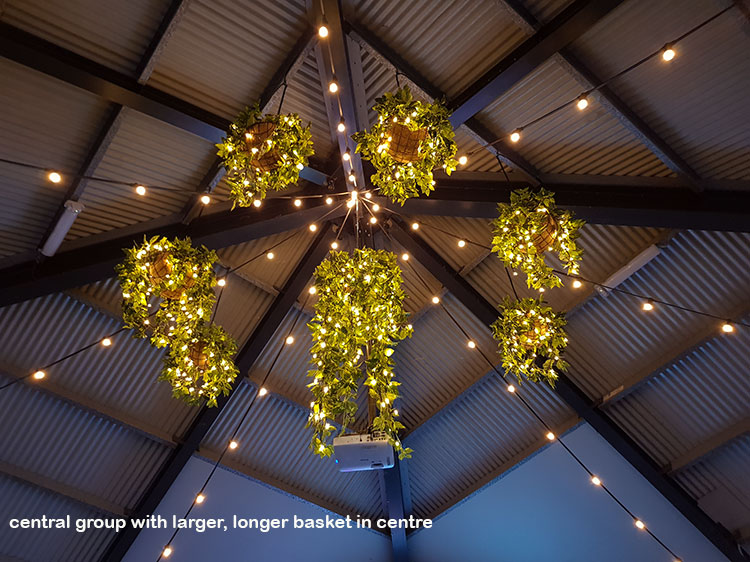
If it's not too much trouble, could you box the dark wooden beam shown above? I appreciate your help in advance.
[100,223,336,561]
[387,218,749,562]
[0,198,343,308]
[448,0,624,127]
[380,458,411,561]
[391,173,750,231]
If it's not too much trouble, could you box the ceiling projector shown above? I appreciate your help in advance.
[333,433,394,472]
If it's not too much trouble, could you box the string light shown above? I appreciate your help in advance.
[635,520,646,530]
[721,321,734,333]
[591,476,602,486]
[401,253,409,261]
[32,370,46,380]
[467,340,476,349]
[286,336,295,345]
[546,431,555,441]
[258,387,268,397]
[458,155,468,166]
[348,173,356,182]
[346,199,355,208]
[342,149,351,162]
[432,296,440,304]
[309,224,318,232]
[101,338,112,347]
[411,222,419,230]
[294,198,302,207]
[572,280,583,289]
[510,130,521,143]
[229,440,238,450]
[135,184,147,196]
[458,240,466,248]
[318,24,329,38]
[47,171,62,183]
[266,252,275,260]
[642,300,654,311]
[364,192,372,199]
[338,120,346,132]
[162,546,173,558]
[331,241,339,249]
[576,97,589,110]
[217,278,226,287]
[507,384,516,393]
[195,494,205,504]
[372,204,380,212]
[325,197,333,205]
[253,199,261,208]
[309,286,317,294]
[662,45,676,61]
[200,194,211,205]
[369,217,377,224]
[328,80,338,93]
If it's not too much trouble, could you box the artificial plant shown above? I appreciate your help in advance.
[491,296,568,386]
[491,188,584,289]
[306,249,413,459]
[353,86,458,204]
[217,103,314,207]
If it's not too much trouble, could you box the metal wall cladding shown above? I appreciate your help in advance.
[0,0,169,75]
[569,0,750,180]
[202,385,383,519]
[673,435,750,535]
[475,58,673,177]
[148,0,309,120]
[521,0,573,23]
[604,318,750,468]
[0,292,197,439]
[344,0,528,99]
[0,475,114,562]
[562,230,750,402]
[0,59,110,258]
[404,371,573,519]
[68,109,216,240]
[0,375,170,511]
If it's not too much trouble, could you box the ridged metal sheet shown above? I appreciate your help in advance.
[0,0,169,75]
[0,59,110,258]
[0,292,198,439]
[570,0,750,180]
[148,0,309,119]
[404,370,572,519]
[203,384,383,519]
[476,58,674,177]
[522,0,572,23]
[0,373,170,510]
[0,475,114,562]
[344,0,528,99]
[563,230,750,401]
[604,320,750,467]
[69,109,215,240]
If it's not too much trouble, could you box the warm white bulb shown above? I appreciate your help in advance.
[458,155,468,166]
[266,252,274,260]
[467,340,476,349]
[351,190,358,200]
[200,194,211,205]
[591,475,602,486]
[458,239,466,248]
[342,150,351,161]
[47,171,62,183]
[642,301,654,311]
[572,280,583,289]
[372,204,380,211]
[101,338,112,347]
[369,217,377,224]
[328,81,338,93]
[294,198,302,207]
[330,241,339,249]
[163,546,173,558]
[507,384,516,393]
[401,253,409,261]
[662,47,675,61]
[135,185,147,196]
[33,370,46,380]
[635,519,645,530]
[318,25,329,38]
[510,131,521,143]
[325,197,333,205]
[253,199,261,208]
[546,431,555,441]
[309,223,317,232]
[229,440,238,450]
[337,120,345,132]
[195,494,205,504]
[722,322,734,333]
[309,286,317,294]
[258,387,268,397]
[577,97,588,110]
[348,173,356,182]
[411,222,419,230]
[346,200,355,208]
[217,278,226,287]
[286,336,295,345]
[432,296,440,304]
[364,192,372,199]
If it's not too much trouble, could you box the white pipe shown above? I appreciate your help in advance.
[595,244,661,297]
[40,200,85,257]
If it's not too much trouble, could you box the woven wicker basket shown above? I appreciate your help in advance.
[250,150,281,174]
[245,122,276,151]
[521,316,548,350]
[530,212,557,254]
[387,123,428,163]
[148,252,195,300]
[188,341,209,371]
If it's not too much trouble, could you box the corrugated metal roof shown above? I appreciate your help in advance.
[475,58,674,177]
[147,0,309,120]
[570,0,750,180]
[0,0,169,75]
[0,59,110,258]
[68,109,216,240]
[0,475,114,562]
[202,384,383,519]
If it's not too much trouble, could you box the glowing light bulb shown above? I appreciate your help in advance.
[33,370,46,380]
[266,252,275,260]
[318,25,329,38]
[591,475,602,486]
[369,217,377,224]
[546,431,555,441]
[722,322,734,333]
[576,97,588,110]
[195,493,205,504]
[365,192,372,199]
[467,340,476,349]
[330,241,339,249]
[372,204,380,211]
[342,150,351,162]
[294,198,302,207]
[328,81,338,93]
[309,224,317,232]
[258,387,268,397]
[163,546,173,558]
[101,338,112,347]
[229,440,238,450]
[217,278,226,287]
[458,239,466,248]
[662,46,675,61]
[325,197,333,205]
[510,130,521,143]
[642,301,654,311]
[572,280,583,289]
[458,155,468,166]
[348,173,356,182]
[432,296,440,304]
[401,253,409,261]
[634,520,645,530]
[47,171,62,183]
[253,199,262,208]
[351,190,358,200]
[337,120,345,132]
[200,194,211,205]
[411,222,419,230]
[309,286,317,294]
[286,336,295,345]
[346,200,355,208]
[135,185,147,196]
[507,384,516,393]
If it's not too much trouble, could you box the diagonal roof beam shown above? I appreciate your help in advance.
[380,458,411,561]
[448,0,623,127]
[496,0,703,191]
[0,23,327,186]
[0,197,342,308]
[387,217,748,562]
[101,223,336,562]
[344,20,541,184]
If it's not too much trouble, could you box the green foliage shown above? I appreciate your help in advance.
[306,249,414,459]
[115,236,217,340]
[217,104,314,207]
[160,321,239,407]
[491,188,585,289]
[353,86,458,204]
[491,297,568,386]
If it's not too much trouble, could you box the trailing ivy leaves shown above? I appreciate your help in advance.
[491,297,568,386]
[159,321,239,407]
[353,86,458,204]
[115,236,218,340]
[307,249,413,460]
[217,103,314,208]
[491,188,584,289]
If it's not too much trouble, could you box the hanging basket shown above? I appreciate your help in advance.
[387,123,428,164]
[250,150,281,174]
[520,315,549,350]
[188,341,209,371]
[244,121,276,151]
[148,252,195,300]
[528,212,557,254]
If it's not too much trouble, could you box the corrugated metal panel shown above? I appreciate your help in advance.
[563,230,750,400]
[570,0,750,180]
[0,59,110,258]
[344,0,528,99]
[404,215,493,273]
[522,0,572,23]
[475,58,674,177]
[0,292,198,439]
[0,475,114,562]
[203,384,383,518]
[148,0,309,119]
[0,0,169,75]
[0,374,170,510]
[69,109,216,240]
